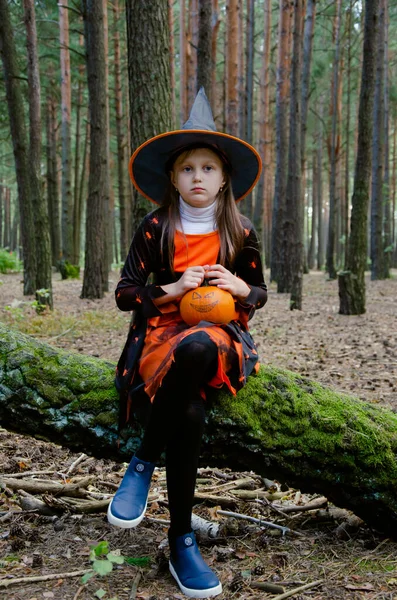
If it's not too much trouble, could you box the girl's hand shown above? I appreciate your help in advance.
[174,265,207,296]
[205,264,251,301]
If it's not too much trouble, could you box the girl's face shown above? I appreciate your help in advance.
[171,148,226,208]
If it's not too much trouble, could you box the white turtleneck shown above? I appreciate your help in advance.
[178,196,217,234]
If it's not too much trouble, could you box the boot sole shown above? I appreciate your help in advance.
[107,498,147,529]
[169,561,222,598]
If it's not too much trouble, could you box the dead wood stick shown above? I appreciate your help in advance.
[0,569,91,588]
[193,492,237,508]
[198,477,256,493]
[97,479,119,490]
[44,496,110,514]
[129,571,142,600]
[217,509,303,536]
[19,494,60,516]
[272,579,324,600]
[1,477,93,497]
[3,470,57,479]
[276,497,328,513]
[230,489,285,500]
[66,453,88,475]
[250,581,285,593]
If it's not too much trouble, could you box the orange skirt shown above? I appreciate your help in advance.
[138,311,245,402]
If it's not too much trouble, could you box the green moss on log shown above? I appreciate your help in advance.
[1,322,397,535]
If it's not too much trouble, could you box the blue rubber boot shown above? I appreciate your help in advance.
[169,531,222,598]
[107,456,155,528]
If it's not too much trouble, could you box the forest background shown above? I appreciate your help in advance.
[0,0,396,314]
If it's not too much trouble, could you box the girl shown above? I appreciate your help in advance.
[108,88,267,599]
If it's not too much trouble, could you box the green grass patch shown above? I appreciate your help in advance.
[0,249,21,274]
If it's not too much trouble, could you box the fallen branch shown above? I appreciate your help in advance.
[129,571,142,600]
[3,470,57,479]
[1,477,93,497]
[272,579,324,600]
[198,477,257,493]
[0,569,91,588]
[193,492,237,508]
[217,509,303,537]
[276,496,328,513]
[66,453,87,475]
[250,581,285,593]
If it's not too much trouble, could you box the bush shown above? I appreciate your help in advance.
[0,249,21,274]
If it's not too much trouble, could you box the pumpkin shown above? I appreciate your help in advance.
[180,282,237,326]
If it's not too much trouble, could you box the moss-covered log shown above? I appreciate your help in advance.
[1,322,397,535]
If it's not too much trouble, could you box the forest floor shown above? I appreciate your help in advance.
[1,269,397,600]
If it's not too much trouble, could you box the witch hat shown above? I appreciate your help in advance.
[128,88,262,205]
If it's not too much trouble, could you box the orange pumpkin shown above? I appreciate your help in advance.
[180,284,237,326]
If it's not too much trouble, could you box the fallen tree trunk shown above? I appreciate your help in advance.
[1,322,397,535]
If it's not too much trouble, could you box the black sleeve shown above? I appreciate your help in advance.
[115,214,167,317]
[234,225,268,319]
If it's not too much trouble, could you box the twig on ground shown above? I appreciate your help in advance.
[3,470,57,479]
[217,509,304,536]
[193,492,236,508]
[0,569,91,588]
[250,581,285,593]
[66,453,88,475]
[72,584,87,600]
[272,579,324,600]
[276,496,328,513]
[129,571,142,600]
[1,476,93,497]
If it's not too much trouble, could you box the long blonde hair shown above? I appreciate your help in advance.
[161,145,245,271]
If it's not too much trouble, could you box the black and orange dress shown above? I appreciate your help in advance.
[115,206,267,430]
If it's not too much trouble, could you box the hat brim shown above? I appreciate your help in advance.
[129,130,262,205]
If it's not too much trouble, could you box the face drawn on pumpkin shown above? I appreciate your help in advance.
[189,290,219,313]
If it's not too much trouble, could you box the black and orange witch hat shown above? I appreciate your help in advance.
[128,88,262,205]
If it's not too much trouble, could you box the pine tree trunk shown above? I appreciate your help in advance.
[226,0,239,136]
[316,102,324,270]
[72,34,85,268]
[382,0,391,279]
[3,188,10,249]
[308,148,317,270]
[112,0,129,262]
[81,0,109,299]
[197,0,212,98]
[237,0,245,141]
[281,0,304,309]
[2,321,397,537]
[370,0,385,281]
[46,72,61,268]
[180,0,188,125]
[326,0,342,280]
[211,0,220,118]
[338,0,379,315]
[300,0,316,177]
[24,0,53,309]
[59,0,73,263]
[187,0,199,111]
[126,0,172,230]
[271,0,292,285]
[168,0,176,128]
[343,1,353,268]
[253,0,271,255]
[0,0,36,294]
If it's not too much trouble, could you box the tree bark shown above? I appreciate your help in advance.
[0,0,36,295]
[46,74,61,268]
[326,0,342,281]
[187,0,199,112]
[197,0,212,99]
[338,0,379,315]
[23,0,53,310]
[280,0,304,308]
[271,0,292,284]
[59,0,73,263]
[370,0,385,281]
[253,0,272,261]
[112,0,129,262]
[226,0,238,136]
[126,0,172,229]
[72,33,85,268]
[382,0,390,279]
[2,322,397,537]
[180,0,188,125]
[81,0,109,299]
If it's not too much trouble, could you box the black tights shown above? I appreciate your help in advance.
[136,331,218,537]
